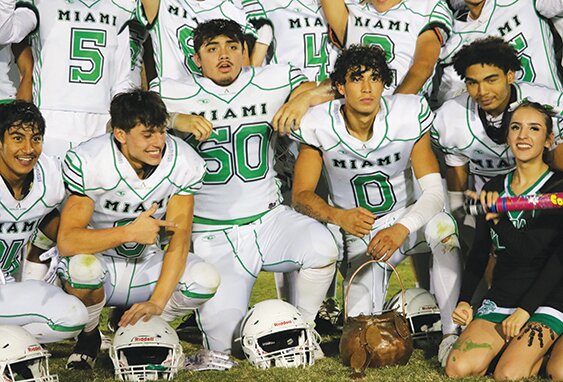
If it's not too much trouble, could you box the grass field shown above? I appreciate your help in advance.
[45,261,551,382]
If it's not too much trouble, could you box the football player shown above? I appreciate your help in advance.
[57,89,221,369]
[290,44,463,365]
[0,101,88,343]
[437,0,563,104]
[156,19,338,354]
[321,0,453,95]
[137,0,269,86]
[240,0,341,321]
[432,37,563,224]
[22,0,140,159]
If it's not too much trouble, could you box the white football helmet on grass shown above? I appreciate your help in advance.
[0,325,58,382]
[385,288,442,342]
[240,299,320,369]
[109,316,184,381]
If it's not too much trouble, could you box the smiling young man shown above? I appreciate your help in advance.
[437,0,563,104]
[290,44,463,364]
[432,37,563,215]
[56,89,220,370]
[0,101,88,343]
[155,19,338,354]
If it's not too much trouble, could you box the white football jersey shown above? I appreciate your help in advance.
[156,65,307,223]
[241,0,338,82]
[291,96,433,215]
[136,0,257,82]
[345,0,453,94]
[62,133,206,259]
[25,0,136,114]
[439,0,563,102]
[431,81,563,188]
[0,155,65,277]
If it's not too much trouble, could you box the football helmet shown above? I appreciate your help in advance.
[239,299,320,369]
[109,316,184,381]
[385,288,442,341]
[0,325,58,382]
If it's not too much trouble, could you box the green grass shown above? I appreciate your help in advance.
[46,260,550,382]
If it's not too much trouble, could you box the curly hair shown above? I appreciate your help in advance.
[330,44,394,89]
[0,101,45,141]
[193,19,245,54]
[453,36,521,79]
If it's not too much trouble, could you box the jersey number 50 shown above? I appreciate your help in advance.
[188,123,272,185]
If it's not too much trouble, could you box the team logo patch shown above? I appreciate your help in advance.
[477,299,497,316]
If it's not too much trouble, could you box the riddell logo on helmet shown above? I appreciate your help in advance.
[132,336,156,342]
[27,345,41,352]
[273,320,292,327]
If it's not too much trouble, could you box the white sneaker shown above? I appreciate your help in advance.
[438,334,458,368]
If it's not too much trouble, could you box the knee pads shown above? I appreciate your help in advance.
[185,261,221,293]
[309,225,339,266]
[424,212,460,251]
[66,254,105,289]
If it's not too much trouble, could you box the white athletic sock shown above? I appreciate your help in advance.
[430,238,462,335]
[84,298,106,333]
[21,259,48,281]
[294,264,335,323]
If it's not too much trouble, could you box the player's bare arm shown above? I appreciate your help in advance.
[120,194,193,326]
[272,80,334,135]
[292,144,375,237]
[368,133,443,260]
[13,42,32,101]
[394,29,441,95]
[140,0,159,25]
[58,195,176,257]
[321,0,348,47]
[170,113,214,141]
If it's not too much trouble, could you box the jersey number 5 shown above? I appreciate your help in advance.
[69,28,107,84]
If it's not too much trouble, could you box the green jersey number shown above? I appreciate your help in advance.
[508,33,535,83]
[176,25,203,74]
[70,28,107,84]
[113,219,146,258]
[188,123,272,185]
[360,33,397,87]
[0,239,24,274]
[351,171,396,214]
[304,33,330,82]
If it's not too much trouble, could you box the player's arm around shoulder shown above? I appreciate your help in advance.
[273,76,335,135]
